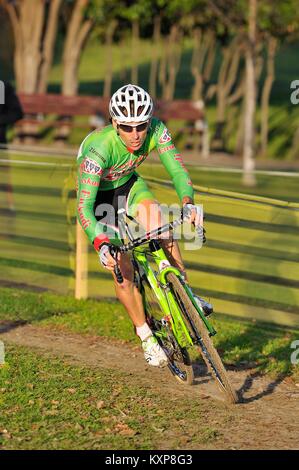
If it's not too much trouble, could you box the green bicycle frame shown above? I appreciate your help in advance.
[133,241,216,348]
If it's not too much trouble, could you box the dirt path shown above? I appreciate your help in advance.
[1,323,298,449]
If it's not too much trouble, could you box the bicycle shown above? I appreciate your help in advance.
[110,208,238,404]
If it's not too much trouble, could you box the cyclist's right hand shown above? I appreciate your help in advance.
[98,243,119,271]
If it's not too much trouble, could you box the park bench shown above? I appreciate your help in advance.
[15,93,209,155]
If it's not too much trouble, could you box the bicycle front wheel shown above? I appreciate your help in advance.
[140,274,194,385]
[166,273,238,404]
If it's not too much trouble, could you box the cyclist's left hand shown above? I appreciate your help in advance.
[183,203,206,243]
[182,203,203,226]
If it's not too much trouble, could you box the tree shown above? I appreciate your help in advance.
[118,0,152,85]
[61,0,98,96]
[158,0,196,100]
[1,0,62,93]
[260,35,277,156]
[191,28,216,102]
[258,0,299,157]
[242,0,257,186]
[209,34,246,151]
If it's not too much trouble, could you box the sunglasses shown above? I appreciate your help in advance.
[117,121,149,133]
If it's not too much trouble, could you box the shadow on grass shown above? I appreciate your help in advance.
[0,319,27,334]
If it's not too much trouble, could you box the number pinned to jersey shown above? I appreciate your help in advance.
[159,128,172,144]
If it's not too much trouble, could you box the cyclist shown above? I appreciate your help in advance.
[77,84,212,367]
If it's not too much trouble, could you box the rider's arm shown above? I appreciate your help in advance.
[154,121,194,203]
[76,154,110,251]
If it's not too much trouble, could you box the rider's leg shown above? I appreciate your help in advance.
[135,199,188,279]
[112,252,146,327]
[112,250,167,366]
[160,238,188,280]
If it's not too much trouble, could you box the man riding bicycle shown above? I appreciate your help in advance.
[76,84,212,367]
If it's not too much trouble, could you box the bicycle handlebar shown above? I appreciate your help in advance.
[110,209,205,284]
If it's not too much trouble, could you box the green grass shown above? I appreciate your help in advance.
[0,343,224,450]
[140,163,299,203]
[0,287,298,381]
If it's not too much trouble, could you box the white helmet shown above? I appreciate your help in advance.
[109,84,153,123]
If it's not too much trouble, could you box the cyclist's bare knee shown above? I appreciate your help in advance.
[135,199,164,232]
[112,252,134,288]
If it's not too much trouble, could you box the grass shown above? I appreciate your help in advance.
[0,343,224,450]
[0,286,298,381]
[140,163,299,203]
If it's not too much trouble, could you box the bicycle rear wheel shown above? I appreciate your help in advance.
[140,274,194,385]
[166,272,238,404]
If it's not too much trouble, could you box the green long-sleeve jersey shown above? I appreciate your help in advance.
[77,117,194,246]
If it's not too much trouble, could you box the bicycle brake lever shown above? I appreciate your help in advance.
[109,247,124,284]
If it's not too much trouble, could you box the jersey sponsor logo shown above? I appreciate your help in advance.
[102,153,148,181]
[81,189,91,197]
[159,128,172,144]
[88,147,107,164]
[78,197,91,229]
[174,153,188,173]
[83,157,103,176]
[158,144,175,155]
[81,177,100,187]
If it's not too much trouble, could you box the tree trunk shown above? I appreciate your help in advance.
[191,28,216,102]
[158,37,167,94]
[37,0,62,93]
[163,24,182,100]
[149,15,161,98]
[103,19,118,98]
[62,0,93,96]
[5,3,23,90]
[58,0,93,146]
[20,0,45,93]
[203,32,216,83]
[118,37,129,83]
[191,28,204,102]
[260,36,277,157]
[5,0,45,93]
[131,19,139,84]
[242,0,257,187]
[213,37,243,151]
[235,98,246,155]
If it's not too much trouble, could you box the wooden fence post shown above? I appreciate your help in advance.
[75,220,88,299]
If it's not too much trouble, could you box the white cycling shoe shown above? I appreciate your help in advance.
[142,335,168,367]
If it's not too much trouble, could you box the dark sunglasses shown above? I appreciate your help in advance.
[118,121,149,133]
